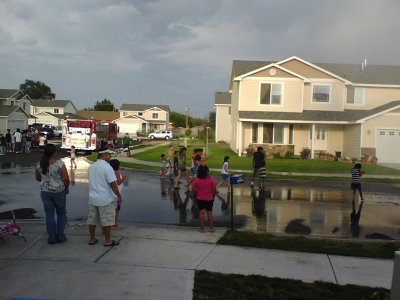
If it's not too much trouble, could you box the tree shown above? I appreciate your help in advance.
[93,99,118,111]
[208,111,216,129]
[19,79,55,99]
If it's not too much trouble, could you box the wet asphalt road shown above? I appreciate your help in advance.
[1,145,400,240]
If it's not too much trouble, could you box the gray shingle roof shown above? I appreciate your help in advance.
[0,105,28,117]
[0,89,24,99]
[231,59,400,85]
[215,92,231,105]
[32,99,73,107]
[238,100,400,123]
[76,110,120,121]
[120,104,170,112]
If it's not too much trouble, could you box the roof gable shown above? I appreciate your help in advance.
[234,63,310,82]
[32,99,75,108]
[0,105,31,117]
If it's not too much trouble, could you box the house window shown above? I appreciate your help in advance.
[138,112,143,116]
[34,108,38,113]
[23,102,27,111]
[353,87,364,104]
[11,101,14,106]
[123,112,128,116]
[273,124,284,144]
[252,123,258,143]
[260,83,282,105]
[54,108,59,114]
[263,123,273,143]
[228,107,231,115]
[312,85,330,103]
[152,113,158,119]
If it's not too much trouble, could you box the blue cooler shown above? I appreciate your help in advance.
[230,173,244,184]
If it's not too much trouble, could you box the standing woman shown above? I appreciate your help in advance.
[35,144,70,244]
[216,156,231,192]
[191,165,217,232]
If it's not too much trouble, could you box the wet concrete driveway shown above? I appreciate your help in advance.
[1,157,399,240]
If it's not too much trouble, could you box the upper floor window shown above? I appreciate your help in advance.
[54,108,59,114]
[152,113,158,119]
[312,85,330,103]
[123,112,128,116]
[138,112,143,116]
[11,100,14,106]
[353,87,364,104]
[34,107,38,113]
[23,102,27,111]
[260,83,282,105]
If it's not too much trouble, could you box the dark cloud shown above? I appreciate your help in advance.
[0,0,399,116]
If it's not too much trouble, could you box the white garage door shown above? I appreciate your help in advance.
[7,120,26,132]
[376,129,400,163]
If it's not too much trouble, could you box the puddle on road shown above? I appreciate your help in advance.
[1,158,399,240]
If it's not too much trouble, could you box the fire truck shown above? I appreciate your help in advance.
[61,120,118,152]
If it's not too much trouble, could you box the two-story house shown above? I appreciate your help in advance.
[215,56,400,163]
[31,99,78,126]
[0,89,33,133]
[118,104,170,134]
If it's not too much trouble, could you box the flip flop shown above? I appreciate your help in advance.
[104,240,120,247]
[88,239,98,245]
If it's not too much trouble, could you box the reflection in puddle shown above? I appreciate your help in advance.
[0,208,38,220]
[1,161,400,240]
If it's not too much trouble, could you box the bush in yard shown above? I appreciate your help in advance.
[273,152,282,159]
[300,148,311,159]
[284,151,294,159]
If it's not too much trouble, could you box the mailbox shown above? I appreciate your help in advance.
[230,174,244,185]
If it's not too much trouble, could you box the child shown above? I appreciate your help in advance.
[110,159,127,230]
[216,156,231,192]
[191,165,217,233]
[70,145,77,168]
[175,147,190,189]
[351,163,365,202]
[258,166,267,190]
[160,153,168,177]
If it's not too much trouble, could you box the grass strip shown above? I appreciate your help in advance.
[218,230,400,259]
[193,270,389,300]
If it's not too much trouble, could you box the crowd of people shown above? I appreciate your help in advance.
[33,141,367,246]
[0,128,47,155]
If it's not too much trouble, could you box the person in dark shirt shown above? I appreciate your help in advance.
[5,129,12,152]
[251,147,266,187]
[0,134,6,155]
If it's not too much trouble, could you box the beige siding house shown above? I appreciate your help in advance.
[215,56,400,163]
[119,104,170,133]
[0,89,33,133]
[31,99,78,126]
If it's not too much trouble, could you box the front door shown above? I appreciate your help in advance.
[314,125,327,150]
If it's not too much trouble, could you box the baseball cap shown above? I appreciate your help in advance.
[98,149,114,154]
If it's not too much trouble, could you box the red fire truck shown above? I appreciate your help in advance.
[61,120,118,151]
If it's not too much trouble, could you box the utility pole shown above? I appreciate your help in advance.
[185,107,189,129]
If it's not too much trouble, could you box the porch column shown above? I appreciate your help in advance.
[311,124,315,159]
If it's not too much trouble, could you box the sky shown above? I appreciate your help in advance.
[1,0,400,118]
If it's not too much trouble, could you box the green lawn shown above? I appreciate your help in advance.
[132,140,400,176]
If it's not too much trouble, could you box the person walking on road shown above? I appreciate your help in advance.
[351,163,365,202]
[70,145,77,168]
[251,146,266,187]
[123,133,131,156]
[87,149,122,247]
[35,144,70,244]
[216,156,231,192]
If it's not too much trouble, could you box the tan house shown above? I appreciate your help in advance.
[119,104,170,133]
[31,99,77,126]
[0,89,33,132]
[215,56,400,163]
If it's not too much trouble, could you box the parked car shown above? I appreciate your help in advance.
[53,126,63,139]
[148,130,173,140]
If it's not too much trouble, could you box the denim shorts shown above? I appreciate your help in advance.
[221,173,229,180]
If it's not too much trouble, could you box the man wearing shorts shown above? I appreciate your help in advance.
[87,149,122,247]
[251,146,266,187]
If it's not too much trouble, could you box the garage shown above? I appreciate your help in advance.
[7,119,27,132]
[376,128,400,163]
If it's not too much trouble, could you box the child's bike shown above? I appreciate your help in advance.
[0,210,27,243]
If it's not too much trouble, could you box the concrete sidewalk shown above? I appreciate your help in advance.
[0,223,394,299]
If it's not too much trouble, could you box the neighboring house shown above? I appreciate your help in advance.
[119,104,170,133]
[0,89,34,133]
[31,99,77,125]
[0,105,31,133]
[215,56,400,163]
[114,114,148,136]
[75,110,120,123]
[34,111,86,127]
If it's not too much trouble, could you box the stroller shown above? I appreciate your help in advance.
[0,210,26,243]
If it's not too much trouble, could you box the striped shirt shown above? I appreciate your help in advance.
[351,168,361,183]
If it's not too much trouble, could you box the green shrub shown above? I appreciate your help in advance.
[300,148,311,159]
[284,151,294,159]
[273,152,282,159]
